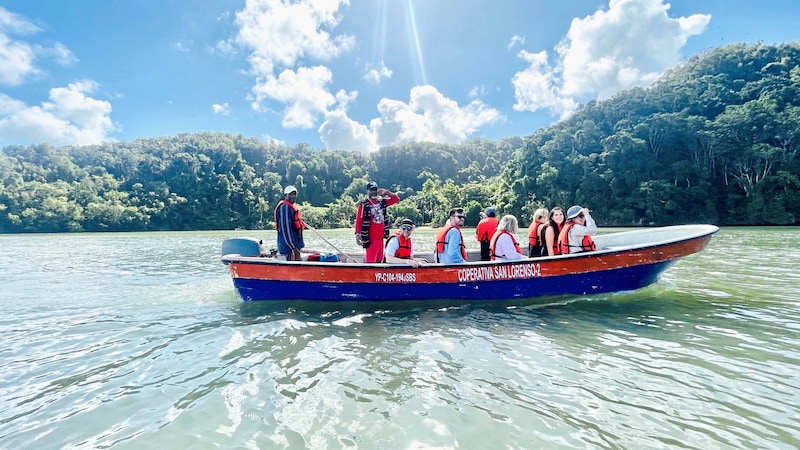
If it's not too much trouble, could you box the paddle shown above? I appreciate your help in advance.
[305,223,360,263]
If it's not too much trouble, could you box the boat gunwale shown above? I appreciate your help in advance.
[220,224,719,268]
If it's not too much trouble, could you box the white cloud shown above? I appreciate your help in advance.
[251,65,347,129]
[0,80,117,146]
[0,34,37,86]
[318,109,374,151]
[508,35,525,50]
[211,39,236,56]
[228,1,502,150]
[260,133,285,146]
[173,41,191,53]
[512,50,578,118]
[48,42,77,65]
[212,102,231,115]
[229,0,358,134]
[0,7,39,86]
[364,61,392,84]
[467,85,489,99]
[234,0,354,74]
[0,7,77,86]
[0,7,39,35]
[318,85,502,153]
[512,0,710,117]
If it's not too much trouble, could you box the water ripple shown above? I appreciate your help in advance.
[1,229,799,449]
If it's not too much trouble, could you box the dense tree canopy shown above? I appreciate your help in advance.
[498,43,800,226]
[1,43,798,233]
[0,132,516,232]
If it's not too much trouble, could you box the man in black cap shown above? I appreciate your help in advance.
[475,206,499,261]
[355,181,400,263]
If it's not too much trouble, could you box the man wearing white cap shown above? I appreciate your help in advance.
[274,186,307,260]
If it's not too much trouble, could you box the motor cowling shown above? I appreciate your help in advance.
[221,237,267,257]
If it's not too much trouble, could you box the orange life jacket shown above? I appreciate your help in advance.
[489,230,521,260]
[273,200,306,231]
[528,221,547,256]
[475,217,499,242]
[548,223,564,255]
[557,222,597,254]
[384,232,412,260]
[435,224,467,262]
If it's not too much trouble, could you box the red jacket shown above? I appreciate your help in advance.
[476,217,499,242]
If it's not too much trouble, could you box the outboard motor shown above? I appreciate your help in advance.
[221,237,268,257]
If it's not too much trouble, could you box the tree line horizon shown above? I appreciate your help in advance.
[1,42,798,233]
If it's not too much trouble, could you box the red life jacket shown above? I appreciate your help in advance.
[489,230,521,260]
[383,231,412,260]
[557,222,597,254]
[435,224,467,262]
[548,223,564,255]
[528,221,547,256]
[273,200,306,231]
[475,217,499,242]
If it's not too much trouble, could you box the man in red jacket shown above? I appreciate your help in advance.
[475,207,499,261]
[355,181,401,263]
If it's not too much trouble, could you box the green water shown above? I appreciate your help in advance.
[0,227,798,449]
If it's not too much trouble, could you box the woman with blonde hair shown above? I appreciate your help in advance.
[489,215,524,261]
[527,207,549,258]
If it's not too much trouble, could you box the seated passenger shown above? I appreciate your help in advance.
[436,208,467,264]
[384,218,427,267]
[527,207,549,258]
[558,205,598,254]
[490,215,525,261]
[542,206,566,256]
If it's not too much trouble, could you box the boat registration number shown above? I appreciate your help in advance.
[374,272,417,283]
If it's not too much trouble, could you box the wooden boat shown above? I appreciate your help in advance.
[221,224,718,302]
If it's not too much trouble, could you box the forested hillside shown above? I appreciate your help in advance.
[0,132,520,232]
[1,43,798,233]
[499,43,800,226]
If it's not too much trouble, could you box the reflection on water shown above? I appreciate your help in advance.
[1,228,799,448]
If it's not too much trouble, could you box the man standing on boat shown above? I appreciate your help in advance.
[355,181,401,263]
[274,185,307,261]
[475,206,499,261]
[436,208,467,264]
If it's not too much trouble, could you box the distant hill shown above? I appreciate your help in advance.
[0,132,521,232]
[498,42,800,225]
[1,43,798,233]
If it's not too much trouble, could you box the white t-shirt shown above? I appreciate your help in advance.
[385,235,414,258]
[567,214,598,252]
[493,232,524,261]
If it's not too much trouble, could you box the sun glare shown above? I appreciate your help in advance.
[405,0,428,86]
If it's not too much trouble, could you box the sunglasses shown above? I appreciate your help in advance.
[400,225,413,231]
[577,214,585,219]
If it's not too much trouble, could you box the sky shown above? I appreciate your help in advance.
[1,0,798,153]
